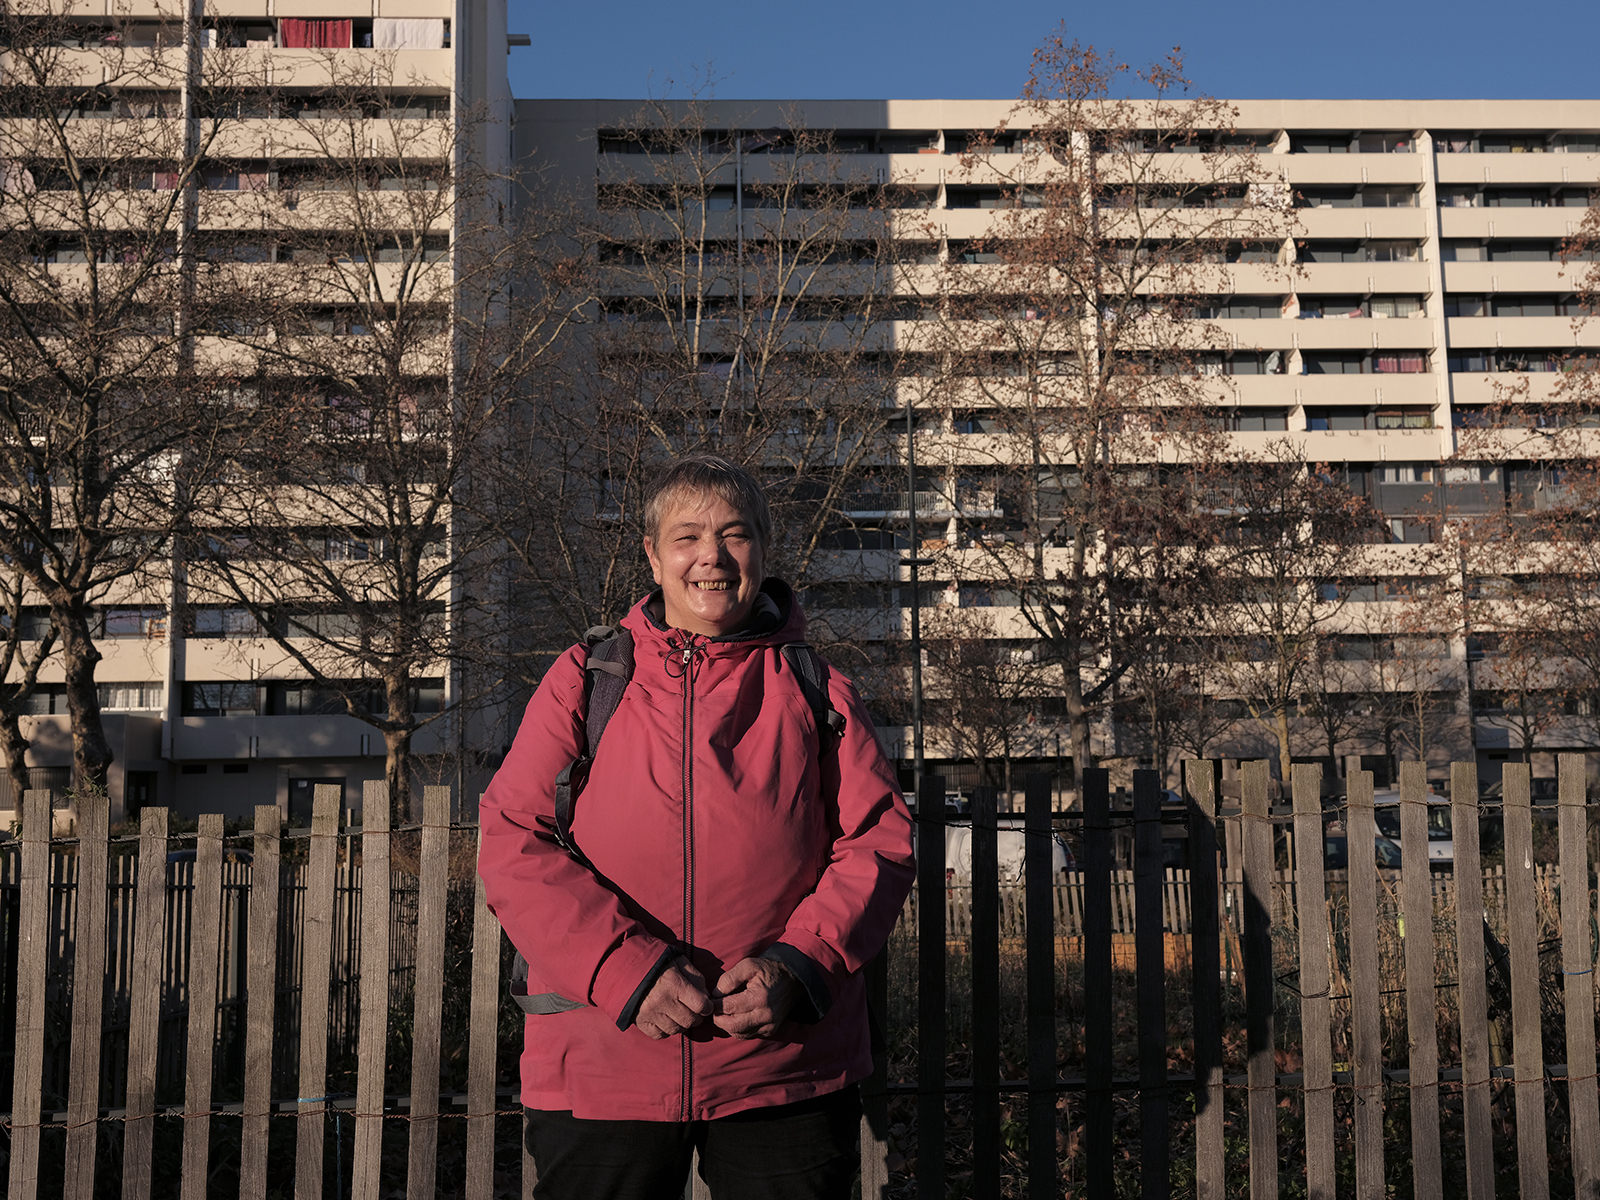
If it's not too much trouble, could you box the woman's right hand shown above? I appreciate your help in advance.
[635,956,713,1039]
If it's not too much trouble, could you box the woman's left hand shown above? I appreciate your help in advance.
[710,958,799,1039]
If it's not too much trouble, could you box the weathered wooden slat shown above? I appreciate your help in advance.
[1502,764,1549,1200]
[1398,761,1443,1196]
[181,814,225,1200]
[1125,771,1162,1199]
[407,786,452,1196]
[861,946,892,1200]
[121,807,170,1200]
[352,782,391,1200]
[1024,775,1057,1200]
[1239,762,1277,1200]
[466,801,504,1200]
[1345,772,1384,1197]
[295,787,342,1200]
[1083,768,1114,1200]
[240,804,281,1199]
[1559,753,1600,1194]
[970,786,1001,1200]
[916,773,947,1200]
[1184,760,1224,1200]
[1289,764,1333,1199]
[64,792,109,1199]
[7,791,53,1200]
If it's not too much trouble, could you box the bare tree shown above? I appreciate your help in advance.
[489,94,899,693]
[1191,444,1388,786]
[186,53,587,815]
[0,1,264,789]
[899,35,1297,795]
[919,605,1052,796]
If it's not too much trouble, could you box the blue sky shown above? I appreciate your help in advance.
[506,0,1598,102]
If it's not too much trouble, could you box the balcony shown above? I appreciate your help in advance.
[1297,207,1428,240]
[1446,316,1595,349]
[175,713,446,759]
[1438,207,1587,240]
[1441,261,1578,293]
[1294,262,1431,293]
[1437,154,1599,187]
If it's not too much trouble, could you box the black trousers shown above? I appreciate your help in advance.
[524,1084,860,1200]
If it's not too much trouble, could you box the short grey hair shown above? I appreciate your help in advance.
[643,454,772,549]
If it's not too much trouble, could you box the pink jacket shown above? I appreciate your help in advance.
[477,582,915,1121]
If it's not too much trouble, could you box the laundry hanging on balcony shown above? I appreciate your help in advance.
[373,19,446,49]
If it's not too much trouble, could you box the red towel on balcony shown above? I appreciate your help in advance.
[279,19,352,49]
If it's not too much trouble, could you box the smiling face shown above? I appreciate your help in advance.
[643,493,767,637]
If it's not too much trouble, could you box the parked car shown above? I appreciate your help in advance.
[1322,826,1404,870]
[1370,788,1452,868]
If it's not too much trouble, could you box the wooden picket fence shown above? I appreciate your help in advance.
[2,759,1598,1197]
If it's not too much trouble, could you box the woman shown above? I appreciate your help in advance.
[478,454,915,1199]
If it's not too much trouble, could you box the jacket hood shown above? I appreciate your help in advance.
[630,577,804,647]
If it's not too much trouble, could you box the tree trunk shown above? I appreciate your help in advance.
[384,727,413,824]
[384,674,415,823]
[0,712,32,805]
[1274,708,1293,797]
[54,605,112,795]
[1063,662,1091,805]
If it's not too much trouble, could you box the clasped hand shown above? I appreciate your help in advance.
[634,955,799,1041]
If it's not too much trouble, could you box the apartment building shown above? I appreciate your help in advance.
[0,0,520,826]
[517,98,1600,795]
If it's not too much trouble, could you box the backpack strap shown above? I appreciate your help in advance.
[780,642,846,739]
[517,625,635,1016]
[552,625,634,859]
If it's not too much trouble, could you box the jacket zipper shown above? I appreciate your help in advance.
[679,638,697,1122]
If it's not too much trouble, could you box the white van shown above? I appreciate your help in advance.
[943,817,1073,883]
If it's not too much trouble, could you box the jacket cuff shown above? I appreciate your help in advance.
[762,943,832,1024]
[613,946,678,1031]
[590,934,673,1026]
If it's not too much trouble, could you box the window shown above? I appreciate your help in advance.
[99,682,163,710]
[1478,135,1548,154]
[1298,295,1367,319]
[1298,240,1362,263]
[1488,241,1556,263]
[1357,133,1414,154]
[1372,352,1427,374]
[1297,187,1358,208]
[1369,295,1424,319]
[102,607,166,638]
[1439,188,1480,208]
[1444,295,1487,317]
[1205,408,1288,431]
[1367,240,1421,263]
[1362,187,1416,208]
[183,682,260,716]
[1374,408,1433,428]
[189,606,260,637]
[0,608,52,640]
[1483,188,1550,208]
[1291,134,1355,154]
[1303,352,1366,375]
[1193,297,1282,320]
[1305,408,1372,431]
[222,764,249,775]
[1491,294,1567,316]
